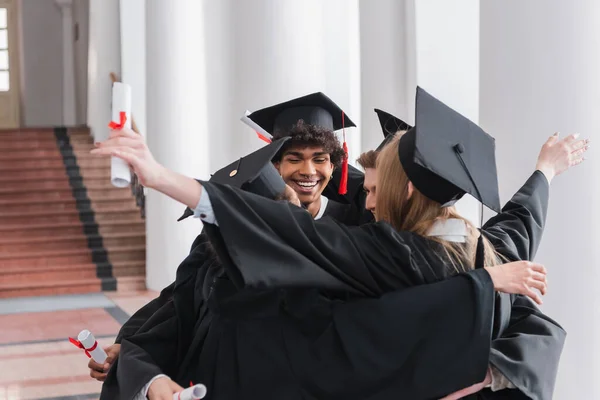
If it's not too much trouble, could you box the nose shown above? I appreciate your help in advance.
[365,192,376,212]
[299,161,316,176]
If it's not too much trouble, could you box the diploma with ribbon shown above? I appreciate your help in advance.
[109,82,133,188]
[240,110,272,143]
[173,384,207,400]
[68,329,107,364]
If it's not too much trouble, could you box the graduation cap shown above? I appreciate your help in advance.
[398,87,501,213]
[243,92,356,195]
[245,92,357,136]
[178,137,291,221]
[374,108,412,151]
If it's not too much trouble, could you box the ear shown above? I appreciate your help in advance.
[406,181,414,200]
[273,161,281,172]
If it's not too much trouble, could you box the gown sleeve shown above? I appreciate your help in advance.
[481,294,566,400]
[482,171,550,262]
[200,181,426,297]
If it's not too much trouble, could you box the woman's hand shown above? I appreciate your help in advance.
[536,132,589,183]
[147,376,184,400]
[91,128,165,189]
[439,368,492,400]
[484,261,547,305]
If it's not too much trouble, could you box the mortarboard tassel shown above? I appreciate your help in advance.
[339,112,348,195]
[256,132,272,143]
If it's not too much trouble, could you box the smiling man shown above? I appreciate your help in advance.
[246,92,361,224]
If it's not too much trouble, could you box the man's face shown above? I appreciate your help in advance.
[274,146,334,206]
[363,167,378,218]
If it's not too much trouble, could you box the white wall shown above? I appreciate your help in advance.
[405,0,481,226]
[119,0,145,135]
[359,0,409,152]
[19,0,63,126]
[480,1,600,397]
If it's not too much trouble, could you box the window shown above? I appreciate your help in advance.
[0,7,9,91]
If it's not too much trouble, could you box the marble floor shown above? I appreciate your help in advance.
[0,291,158,400]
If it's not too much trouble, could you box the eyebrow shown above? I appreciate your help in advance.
[284,151,329,158]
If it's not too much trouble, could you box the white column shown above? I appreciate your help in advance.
[228,0,361,162]
[359,0,410,152]
[480,1,600,397]
[405,0,481,226]
[87,0,120,140]
[119,0,146,135]
[55,0,77,126]
[145,0,210,290]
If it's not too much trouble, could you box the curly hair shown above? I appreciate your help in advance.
[271,120,346,168]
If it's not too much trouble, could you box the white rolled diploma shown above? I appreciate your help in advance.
[77,329,107,364]
[240,110,272,141]
[110,82,132,188]
[172,384,207,400]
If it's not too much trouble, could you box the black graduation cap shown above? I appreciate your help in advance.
[374,108,413,151]
[398,87,501,213]
[178,137,291,221]
[245,92,356,136]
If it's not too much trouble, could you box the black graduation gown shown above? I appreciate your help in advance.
[113,232,211,344]
[198,170,565,399]
[322,164,374,225]
[102,262,495,400]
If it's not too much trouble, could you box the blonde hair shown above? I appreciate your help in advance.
[376,134,503,272]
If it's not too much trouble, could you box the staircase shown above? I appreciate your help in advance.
[0,127,146,298]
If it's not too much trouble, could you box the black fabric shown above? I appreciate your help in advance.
[373,108,412,151]
[321,165,374,226]
[196,170,563,399]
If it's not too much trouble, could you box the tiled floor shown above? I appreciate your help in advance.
[0,291,158,400]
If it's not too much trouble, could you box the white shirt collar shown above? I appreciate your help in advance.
[314,195,329,220]
[427,218,468,243]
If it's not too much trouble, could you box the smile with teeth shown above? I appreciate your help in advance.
[294,180,319,191]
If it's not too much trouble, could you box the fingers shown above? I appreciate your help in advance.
[529,262,546,274]
[108,127,140,140]
[524,286,543,305]
[528,277,547,295]
[168,380,185,393]
[88,358,104,372]
[564,133,580,144]
[89,368,107,382]
[571,138,589,151]
[90,146,139,163]
[544,132,560,146]
[96,136,144,151]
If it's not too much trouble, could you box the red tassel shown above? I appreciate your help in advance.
[108,111,127,129]
[338,111,348,195]
[256,132,272,143]
[339,142,348,195]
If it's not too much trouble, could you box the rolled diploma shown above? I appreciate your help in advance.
[172,384,207,400]
[111,82,132,188]
[78,329,107,364]
[240,110,272,140]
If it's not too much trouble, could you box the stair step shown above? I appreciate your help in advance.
[0,222,85,238]
[87,188,135,200]
[105,245,146,262]
[0,263,98,284]
[112,260,146,277]
[0,139,57,150]
[0,179,72,190]
[101,232,145,248]
[98,221,145,235]
[116,276,146,292]
[0,130,55,139]
[0,158,67,170]
[0,149,62,160]
[0,278,102,299]
[0,248,93,267]
[0,234,92,252]
[0,169,68,181]
[0,200,77,213]
[0,209,82,225]
[0,188,74,202]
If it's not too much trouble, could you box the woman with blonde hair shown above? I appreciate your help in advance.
[93,87,585,399]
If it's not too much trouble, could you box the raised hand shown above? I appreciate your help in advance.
[536,132,589,182]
